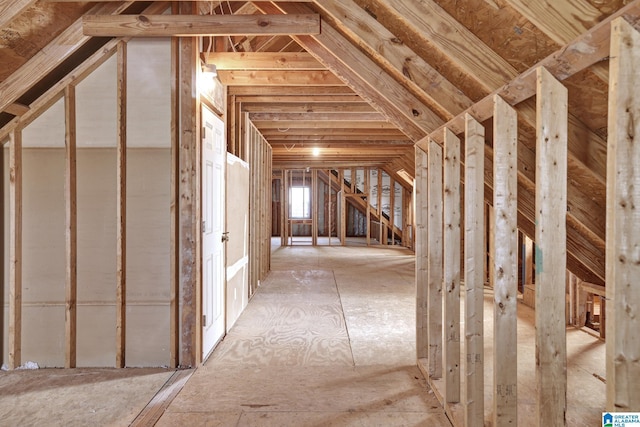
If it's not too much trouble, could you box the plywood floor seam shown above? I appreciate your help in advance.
[156,243,451,426]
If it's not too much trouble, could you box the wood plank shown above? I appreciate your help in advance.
[178,3,199,367]
[228,85,355,96]
[492,96,518,426]
[237,95,364,104]
[129,369,195,427]
[64,85,78,369]
[535,67,568,426]
[339,170,346,245]
[82,14,321,37]
[116,41,127,369]
[427,139,443,378]
[204,52,323,70]
[170,29,179,368]
[259,121,396,130]
[248,112,386,121]
[218,70,343,86]
[606,16,640,412]
[8,128,22,370]
[313,0,473,119]
[464,114,485,427]
[0,1,137,114]
[443,127,461,405]
[5,103,30,116]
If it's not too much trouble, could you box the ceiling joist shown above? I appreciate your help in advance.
[82,14,320,37]
[205,52,323,70]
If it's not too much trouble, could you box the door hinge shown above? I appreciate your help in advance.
[202,126,206,139]
[203,314,207,326]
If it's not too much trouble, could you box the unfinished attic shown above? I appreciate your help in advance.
[1,0,639,426]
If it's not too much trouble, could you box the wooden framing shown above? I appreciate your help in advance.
[8,128,22,370]
[492,96,518,426]
[427,139,443,378]
[64,85,78,369]
[82,14,321,37]
[606,16,640,412]
[443,128,461,405]
[415,147,428,360]
[115,41,127,369]
[535,67,568,425]
[463,114,485,427]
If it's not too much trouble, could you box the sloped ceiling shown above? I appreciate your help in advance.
[1,0,634,284]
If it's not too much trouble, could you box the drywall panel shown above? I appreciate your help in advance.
[226,155,249,330]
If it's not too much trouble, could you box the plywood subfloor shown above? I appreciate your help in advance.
[157,244,452,426]
[0,367,173,426]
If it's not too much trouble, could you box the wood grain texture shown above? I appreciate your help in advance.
[82,14,321,37]
[0,0,36,28]
[443,127,461,405]
[427,139,443,379]
[217,70,343,86]
[64,85,78,369]
[606,16,640,412]
[205,52,324,70]
[463,114,485,427]
[8,129,23,370]
[116,41,127,369]
[535,67,568,425]
[492,96,518,426]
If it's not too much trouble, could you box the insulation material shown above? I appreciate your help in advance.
[369,169,378,210]
[394,182,403,230]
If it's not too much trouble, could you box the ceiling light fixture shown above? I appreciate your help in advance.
[312,147,321,156]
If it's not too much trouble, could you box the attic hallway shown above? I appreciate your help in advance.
[155,243,451,426]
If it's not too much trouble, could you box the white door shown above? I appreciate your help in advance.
[202,106,226,359]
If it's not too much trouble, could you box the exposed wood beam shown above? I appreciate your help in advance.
[82,14,320,37]
[258,2,442,140]
[218,70,343,86]
[313,0,473,119]
[606,16,640,412]
[249,112,386,121]
[8,128,22,370]
[427,139,443,378]
[269,140,414,147]
[535,67,568,425]
[265,134,411,141]
[256,121,399,129]
[115,41,127,369]
[205,52,323,70]
[236,95,364,103]
[5,103,30,116]
[241,102,374,112]
[64,85,78,369]
[492,96,518,426]
[228,86,354,95]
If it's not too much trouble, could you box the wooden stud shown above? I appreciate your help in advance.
[115,41,127,369]
[492,95,518,426]
[415,147,429,360]
[427,139,443,379]
[8,128,22,370]
[339,170,346,245]
[389,176,395,246]
[443,128,461,404]
[606,17,640,412]
[177,4,199,367]
[64,85,78,369]
[464,114,485,426]
[377,169,383,245]
[535,66,568,426]
[365,168,371,246]
[312,169,318,245]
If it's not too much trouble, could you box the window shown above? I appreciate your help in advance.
[289,186,311,219]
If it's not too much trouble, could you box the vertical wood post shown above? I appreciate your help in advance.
[312,169,318,246]
[443,128,461,404]
[327,169,331,245]
[415,147,429,360]
[339,169,346,245]
[8,128,22,370]
[488,205,495,288]
[64,85,78,369]
[390,176,395,246]
[177,5,199,367]
[377,169,383,244]
[427,139,443,378]
[464,114,485,427]
[365,167,371,246]
[535,66,568,425]
[606,16,640,412]
[116,41,127,369]
[492,95,518,426]
[169,27,180,368]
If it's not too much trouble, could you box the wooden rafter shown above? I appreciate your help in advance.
[205,52,323,70]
